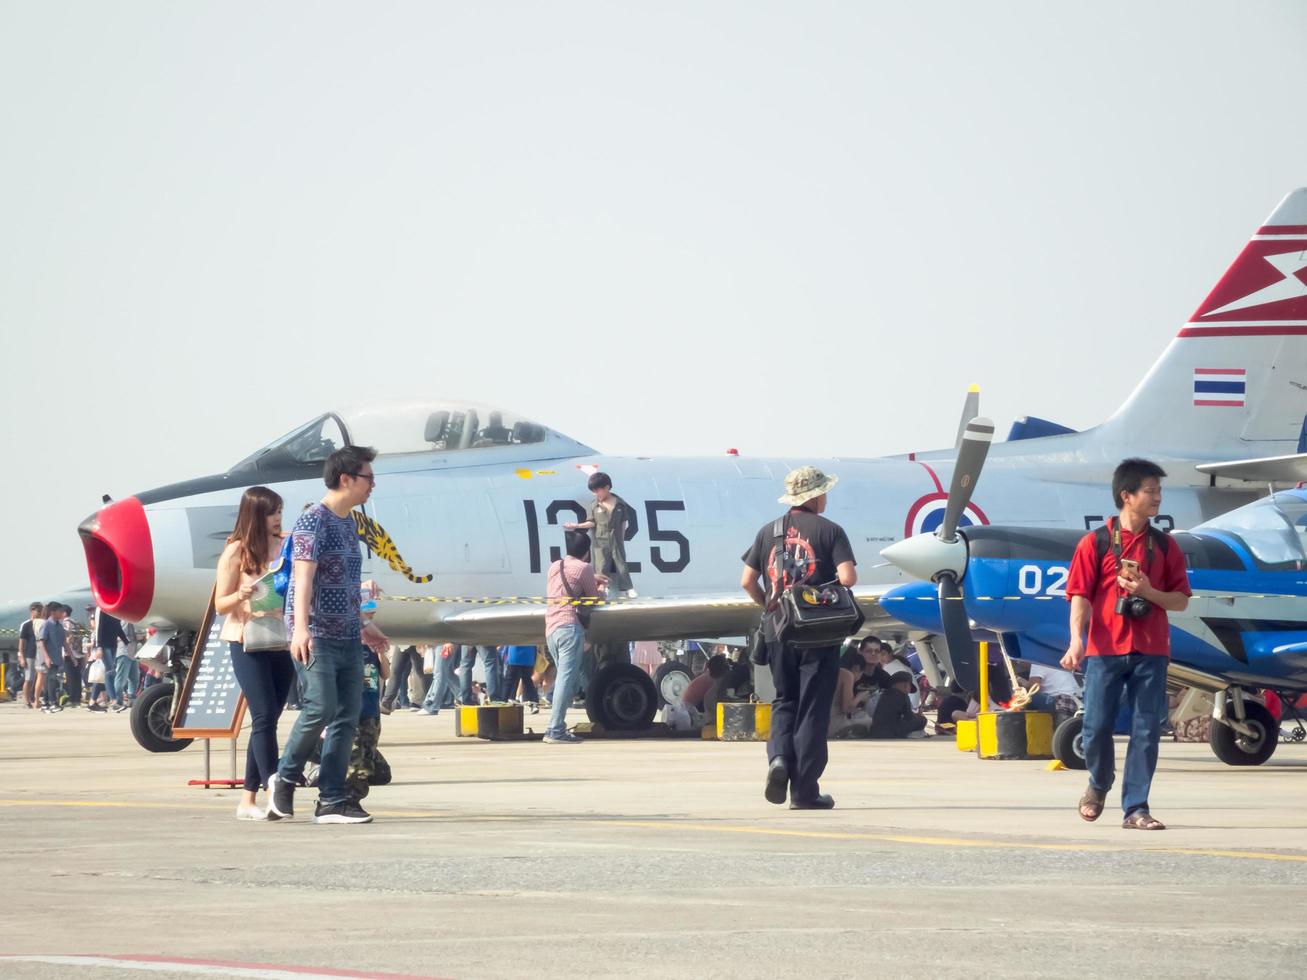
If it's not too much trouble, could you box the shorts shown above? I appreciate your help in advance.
[24,663,36,683]
[36,663,48,674]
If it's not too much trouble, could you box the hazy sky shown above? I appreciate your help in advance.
[2,1,1306,601]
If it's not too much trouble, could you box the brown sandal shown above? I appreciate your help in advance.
[1078,786,1106,822]
[1122,810,1166,831]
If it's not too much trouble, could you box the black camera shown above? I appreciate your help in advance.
[1115,594,1152,619]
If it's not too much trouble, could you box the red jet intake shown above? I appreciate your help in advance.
[79,496,155,622]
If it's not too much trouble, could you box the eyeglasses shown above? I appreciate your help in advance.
[349,471,376,485]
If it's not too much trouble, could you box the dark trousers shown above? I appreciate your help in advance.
[766,641,839,802]
[229,643,297,793]
[383,647,428,709]
[502,663,538,702]
[63,659,83,705]
[459,645,503,703]
[1082,653,1169,816]
[43,664,63,706]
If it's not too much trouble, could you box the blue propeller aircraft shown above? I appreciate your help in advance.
[881,447,1307,769]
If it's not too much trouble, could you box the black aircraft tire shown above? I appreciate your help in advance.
[585,663,659,731]
[1052,715,1087,770]
[1209,701,1278,766]
[130,683,193,753]
[652,661,693,707]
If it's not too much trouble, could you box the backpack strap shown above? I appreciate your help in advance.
[1094,517,1170,571]
[766,515,788,607]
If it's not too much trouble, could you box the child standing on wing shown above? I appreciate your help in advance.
[565,472,637,598]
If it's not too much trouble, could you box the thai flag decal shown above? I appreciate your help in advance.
[1193,368,1246,407]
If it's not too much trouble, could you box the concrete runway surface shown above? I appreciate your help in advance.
[1,700,1305,979]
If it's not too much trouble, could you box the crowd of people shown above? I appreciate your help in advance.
[8,453,1188,835]
[13,602,158,714]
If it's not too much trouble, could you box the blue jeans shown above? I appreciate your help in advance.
[277,637,364,806]
[100,647,118,704]
[422,649,459,713]
[545,626,585,739]
[459,645,503,703]
[114,656,140,704]
[1082,653,1169,816]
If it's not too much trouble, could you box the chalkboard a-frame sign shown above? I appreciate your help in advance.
[172,588,248,739]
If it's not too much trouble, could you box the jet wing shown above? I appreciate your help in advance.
[423,589,899,645]
[1195,453,1307,483]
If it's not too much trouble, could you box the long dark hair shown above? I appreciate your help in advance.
[228,486,284,577]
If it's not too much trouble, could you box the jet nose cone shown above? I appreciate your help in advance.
[79,497,154,621]
[880,533,968,583]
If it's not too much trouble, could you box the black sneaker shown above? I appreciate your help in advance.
[268,772,297,819]
[313,800,373,824]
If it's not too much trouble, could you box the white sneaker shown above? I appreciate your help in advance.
[625,588,639,598]
[236,803,269,821]
[906,730,928,739]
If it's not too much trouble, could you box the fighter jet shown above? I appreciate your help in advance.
[77,188,1307,735]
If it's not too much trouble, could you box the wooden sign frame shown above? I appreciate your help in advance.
[172,587,248,739]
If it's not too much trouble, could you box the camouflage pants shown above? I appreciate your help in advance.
[345,717,381,802]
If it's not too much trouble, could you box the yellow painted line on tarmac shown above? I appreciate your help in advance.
[0,799,470,820]
[0,799,217,812]
[602,819,1307,864]
[5,799,1305,864]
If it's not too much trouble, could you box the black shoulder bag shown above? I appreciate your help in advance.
[767,514,865,650]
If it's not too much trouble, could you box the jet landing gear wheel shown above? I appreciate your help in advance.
[130,683,193,753]
[653,661,692,707]
[1052,715,1087,770]
[585,663,659,731]
[1209,701,1278,766]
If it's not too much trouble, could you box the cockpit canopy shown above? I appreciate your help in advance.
[229,400,590,472]
[1191,489,1307,571]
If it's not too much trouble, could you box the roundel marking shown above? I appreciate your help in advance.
[904,493,989,539]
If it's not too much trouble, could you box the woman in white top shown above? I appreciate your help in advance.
[215,486,295,821]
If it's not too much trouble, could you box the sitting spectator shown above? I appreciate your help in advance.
[830,649,871,738]
[1021,661,1082,715]
[869,673,928,739]
[682,654,730,718]
[934,685,977,734]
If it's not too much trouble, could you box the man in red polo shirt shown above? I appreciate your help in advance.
[1062,458,1191,830]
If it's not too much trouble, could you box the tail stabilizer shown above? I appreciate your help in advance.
[1104,189,1307,460]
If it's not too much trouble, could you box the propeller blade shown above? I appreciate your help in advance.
[954,385,980,449]
[938,573,980,693]
[939,416,995,543]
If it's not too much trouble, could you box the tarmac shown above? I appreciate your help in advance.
[1,699,1305,979]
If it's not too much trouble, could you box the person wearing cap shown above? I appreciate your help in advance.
[741,466,857,809]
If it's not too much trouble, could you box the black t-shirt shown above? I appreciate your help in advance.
[742,507,856,595]
[18,620,35,656]
[936,694,968,727]
[869,686,917,738]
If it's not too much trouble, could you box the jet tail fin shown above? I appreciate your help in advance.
[1103,188,1307,461]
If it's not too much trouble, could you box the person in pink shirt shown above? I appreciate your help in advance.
[681,655,729,716]
[543,530,607,743]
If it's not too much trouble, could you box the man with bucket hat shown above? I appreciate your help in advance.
[741,466,857,809]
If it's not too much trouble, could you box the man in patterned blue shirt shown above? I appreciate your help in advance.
[269,445,390,825]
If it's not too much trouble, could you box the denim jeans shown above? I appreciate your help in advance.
[100,647,118,704]
[114,656,140,704]
[545,626,585,738]
[1082,653,1169,816]
[422,649,459,712]
[277,637,364,806]
[459,645,503,703]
